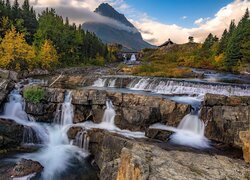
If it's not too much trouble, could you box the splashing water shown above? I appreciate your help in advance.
[79,100,145,139]
[0,88,48,144]
[93,78,107,87]
[74,129,90,151]
[150,112,210,149]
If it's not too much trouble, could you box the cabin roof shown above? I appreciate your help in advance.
[158,38,174,48]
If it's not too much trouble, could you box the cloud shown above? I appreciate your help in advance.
[11,0,250,45]
[132,0,250,45]
[181,16,188,20]
[14,0,138,33]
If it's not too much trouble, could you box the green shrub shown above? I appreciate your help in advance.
[23,86,45,103]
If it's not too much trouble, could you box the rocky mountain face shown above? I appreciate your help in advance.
[83,3,155,51]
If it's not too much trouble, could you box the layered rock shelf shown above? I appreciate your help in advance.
[25,87,191,131]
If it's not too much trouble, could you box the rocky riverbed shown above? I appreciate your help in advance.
[0,68,249,179]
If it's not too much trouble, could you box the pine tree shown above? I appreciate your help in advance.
[217,29,228,54]
[225,9,249,71]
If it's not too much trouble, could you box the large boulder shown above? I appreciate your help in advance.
[11,159,43,178]
[116,143,250,180]
[25,102,57,123]
[0,119,24,149]
[201,94,250,147]
[70,128,250,180]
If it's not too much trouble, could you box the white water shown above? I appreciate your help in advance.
[1,88,89,179]
[130,54,137,62]
[54,91,74,125]
[93,78,107,87]
[0,88,48,144]
[74,129,90,151]
[150,112,210,149]
[128,78,250,96]
[78,100,145,139]
[93,78,117,88]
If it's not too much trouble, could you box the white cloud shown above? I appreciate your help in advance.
[181,16,188,20]
[11,0,250,45]
[132,0,250,45]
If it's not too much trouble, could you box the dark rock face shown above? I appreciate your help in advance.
[145,128,172,142]
[25,102,57,123]
[69,128,250,180]
[28,87,191,130]
[11,159,43,178]
[0,119,24,149]
[201,94,250,147]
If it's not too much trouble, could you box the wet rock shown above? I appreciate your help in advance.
[11,159,43,178]
[201,94,250,147]
[240,131,250,163]
[25,102,57,123]
[87,129,134,174]
[116,144,250,180]
[67,127,84,139]
[145,128,172,142]
[0,119,23,148]
[44,88,65,103]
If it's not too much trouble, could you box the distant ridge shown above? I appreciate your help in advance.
[82,3,155,51]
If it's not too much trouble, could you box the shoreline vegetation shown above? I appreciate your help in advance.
[0,0,249,79]
[132,9,250,77]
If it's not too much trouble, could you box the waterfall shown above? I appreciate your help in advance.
[0,88,48,144]
[81,99,145,138]
[74,130,89,151]
[169,112,210,149]
[93,78,107,87]
[102,100,116,124]
[127,77,250,96]
[93,78,117,88]
[108,79,117,87]
[54,91,74,126]
[130,54,137,62]
[150,111,210,149]
[16,89,88,179]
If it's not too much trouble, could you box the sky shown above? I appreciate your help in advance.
[16,0,250,45]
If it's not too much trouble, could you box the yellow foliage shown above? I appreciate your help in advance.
[37,40,59,69]
[0,27,36,71]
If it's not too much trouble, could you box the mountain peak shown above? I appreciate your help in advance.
[94,3,134,28]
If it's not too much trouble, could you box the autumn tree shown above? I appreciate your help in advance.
[37,40,58,69]
[0,27,35,71]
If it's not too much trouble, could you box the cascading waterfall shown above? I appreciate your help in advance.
[150,111,210,149]
[93,78,117,88]
[81,100,145,139]
[108,79,117,87]
[18,90,88,180]
[102,100,116,124]
[0,87,48,144]
[127,77,250,96]
[93,78,107,87]
[74,130,90,151]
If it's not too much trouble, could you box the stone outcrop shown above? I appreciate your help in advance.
[201,94,250,148]
[0,119,24,149]
[25,87,191,130]
[240,130,250,163]
[116,143,250,180]
[70,128,250,180]
[11,159,43,178]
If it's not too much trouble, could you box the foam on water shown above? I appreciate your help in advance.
[150,112,210,149]
[76,100,145,139]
